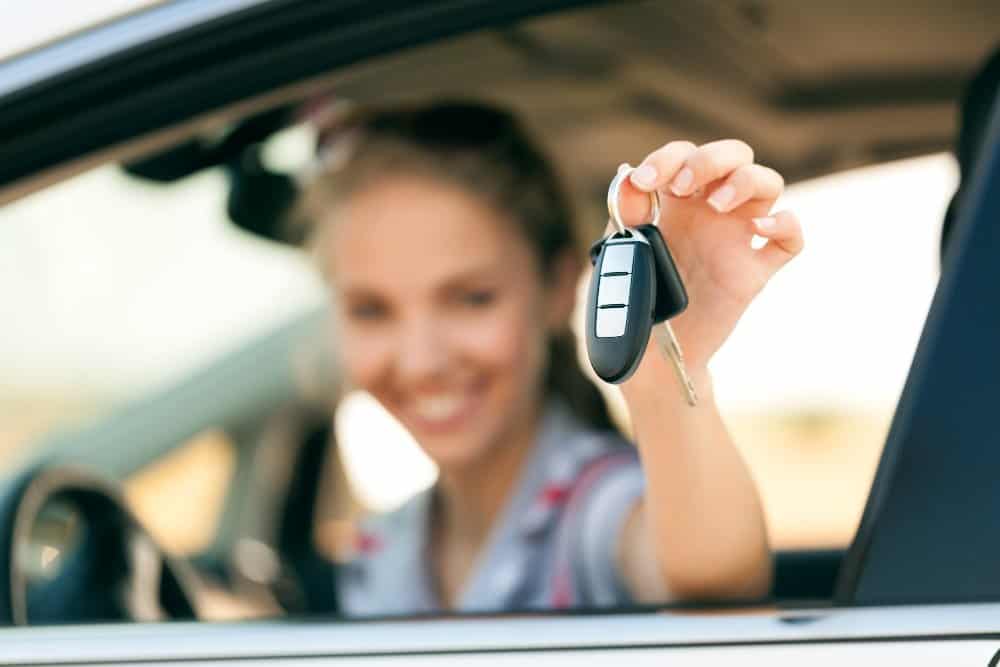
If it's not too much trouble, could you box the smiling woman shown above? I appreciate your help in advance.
[285,98,810,613]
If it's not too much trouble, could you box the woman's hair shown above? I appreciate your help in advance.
[293,100,615,432]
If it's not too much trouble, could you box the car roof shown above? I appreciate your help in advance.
[0,0,997,210]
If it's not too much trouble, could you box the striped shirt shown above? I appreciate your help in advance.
[337,401,652,616]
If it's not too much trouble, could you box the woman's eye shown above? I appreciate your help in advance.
[347,302,388,321]
[459,289,496,307]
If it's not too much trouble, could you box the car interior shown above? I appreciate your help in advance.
[0,0,998,627]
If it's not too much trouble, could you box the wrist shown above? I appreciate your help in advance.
[621,347,714,407]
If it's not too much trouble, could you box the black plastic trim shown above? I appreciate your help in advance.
[0,0,603,190]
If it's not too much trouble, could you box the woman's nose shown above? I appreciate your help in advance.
[395,317,450,384]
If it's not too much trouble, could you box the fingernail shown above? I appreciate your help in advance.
[708,184,735,212]
[754,217,776,232]
[617,163,631,174]
[630,164,657,189]
[670,167,694,196]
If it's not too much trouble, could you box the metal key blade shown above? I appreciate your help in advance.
[654,322,698,406]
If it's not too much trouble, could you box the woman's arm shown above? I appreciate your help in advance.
[612,140,804,601]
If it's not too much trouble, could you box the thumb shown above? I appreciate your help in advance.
[615,170,658,226]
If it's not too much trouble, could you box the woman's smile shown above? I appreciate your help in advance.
[399,381,488,436]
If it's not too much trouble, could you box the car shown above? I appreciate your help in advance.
[1,0,1000,664]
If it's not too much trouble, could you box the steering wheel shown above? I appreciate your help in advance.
[0,465,198,625]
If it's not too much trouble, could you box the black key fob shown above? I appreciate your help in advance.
[635,223,688,322]
[585,230,657,383]
[589,225,689,323]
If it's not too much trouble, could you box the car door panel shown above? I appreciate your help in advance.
[38,642,993,667]
[3,604,1000,665]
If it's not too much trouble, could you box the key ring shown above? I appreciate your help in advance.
[607,164,661,235]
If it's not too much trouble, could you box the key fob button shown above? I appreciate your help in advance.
[596,306,628,338]
[597,274,631,307]
[600,244,635,274]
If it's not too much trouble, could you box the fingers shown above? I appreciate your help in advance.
[617,139,781,226]
[753,210,803,271]
[629,141,697,191]
[618,142,695,225]
[631,139,754,197]
[706,164,784,213]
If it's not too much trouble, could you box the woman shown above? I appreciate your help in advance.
[294,101,802,616]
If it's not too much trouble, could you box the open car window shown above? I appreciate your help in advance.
[0,0,993,631]
[0,127,954,619]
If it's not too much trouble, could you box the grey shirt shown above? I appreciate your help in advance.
[337,402,652,616]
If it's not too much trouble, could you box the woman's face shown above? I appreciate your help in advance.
[322,176,571,470]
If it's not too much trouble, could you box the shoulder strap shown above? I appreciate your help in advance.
[549,450,635,608]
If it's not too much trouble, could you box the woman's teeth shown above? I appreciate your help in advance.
[413,395,465,421]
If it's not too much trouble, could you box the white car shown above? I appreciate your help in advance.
[1,1,999,664]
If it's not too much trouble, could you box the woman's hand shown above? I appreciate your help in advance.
[616,139,803,372]
[610,142,787,600]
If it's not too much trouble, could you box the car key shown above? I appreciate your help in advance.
[635,222,698,406]
[586,165,698,405]
[636,223,687,322]
[585,229,657,383]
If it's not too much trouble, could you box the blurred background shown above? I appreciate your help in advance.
[0,126,954,552]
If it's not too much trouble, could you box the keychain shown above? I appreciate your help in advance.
[585,165,698,406]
